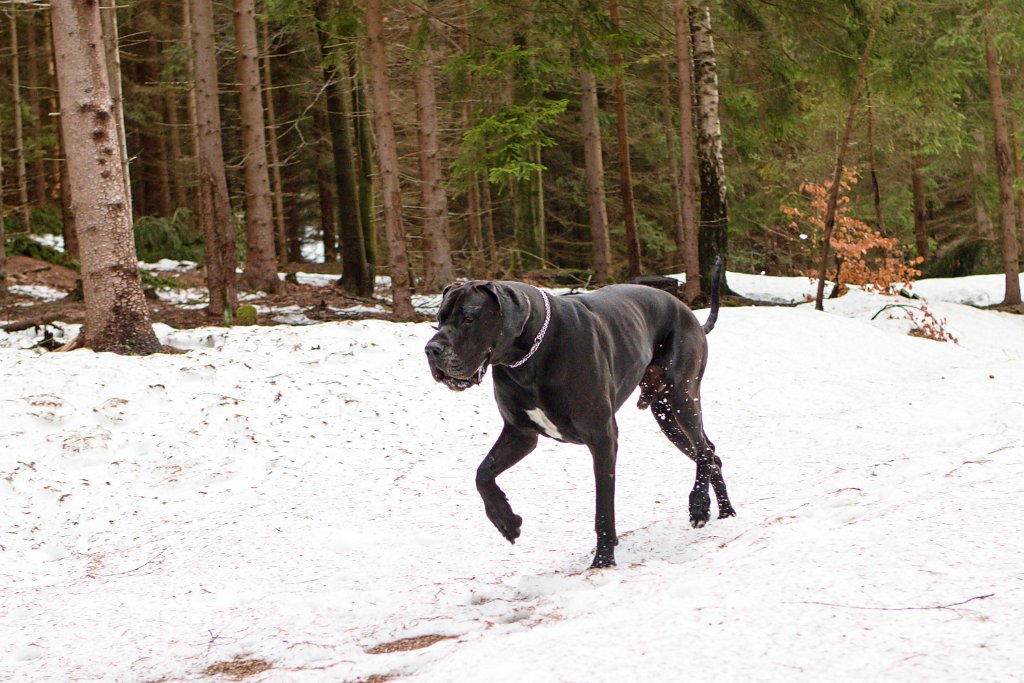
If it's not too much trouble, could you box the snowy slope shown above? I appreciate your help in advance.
[2,281,1023,682]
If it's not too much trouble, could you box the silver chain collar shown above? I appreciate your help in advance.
[507,286,550,369]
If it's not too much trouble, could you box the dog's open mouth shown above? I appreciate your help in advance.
[432,356,490,392]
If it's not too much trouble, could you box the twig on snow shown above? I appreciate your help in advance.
[799,593,994,611]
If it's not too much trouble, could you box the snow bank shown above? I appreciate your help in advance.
[2,281,1023,681]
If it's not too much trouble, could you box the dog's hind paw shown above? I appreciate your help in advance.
[718,507,737,519]
[690,517,707,529]
[488,511,522,544]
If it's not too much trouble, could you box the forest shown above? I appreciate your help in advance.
[0,0,1022,348]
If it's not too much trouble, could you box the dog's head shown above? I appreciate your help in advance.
[424,281,532,391]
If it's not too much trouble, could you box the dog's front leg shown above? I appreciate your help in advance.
[476,423,538,544]
[587,421,619,568]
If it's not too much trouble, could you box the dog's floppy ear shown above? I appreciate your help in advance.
[482,282,532,347]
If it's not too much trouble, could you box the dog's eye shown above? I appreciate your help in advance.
[462,316,475,325]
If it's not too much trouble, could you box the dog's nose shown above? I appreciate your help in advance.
[424,340,445,361]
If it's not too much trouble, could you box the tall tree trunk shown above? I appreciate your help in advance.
[47,11,79,260]
[984,7,1021,305]
[660,60,684,273]
[234,0,279,291]
[410,6,455,292]
[459,3,486,280]
[813,0,883,311]
[0,126,6,299]
[261,19,288,267]
[1009,111,1024,270]
[350,56,377,280]
[10,10,30,229]
[98,0,132,227]
[972,129,995,238]
[313,98,339,263]
[609,0,641,277]
[26,12,48,208]
[365,0,414,319]
[51,0,161,354]
[163,1,188,212]
[191,0,239,319]
[315,0,370,296]
[579,69,611,285]
[866,79,886,235]
[911,152,929,261]
[482,177,497,271]
[690,4,730,295]
[675,0,701,301]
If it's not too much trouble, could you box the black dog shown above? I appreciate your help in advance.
[425,264,734,568]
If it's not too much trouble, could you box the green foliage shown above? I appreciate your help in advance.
[454,100,569,187]
[133,209,204,263]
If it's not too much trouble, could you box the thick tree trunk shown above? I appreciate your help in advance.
[579,69,611,285]
[51,1,161,354]
[675,0,701,301]
[609,0,641,277]
[813,0,883,311]
[1009,112,1024,271]
[866,80,886,234]
[261,19,288,267]
[365,0,414,319]
[10,10,31,229]
[191,0,239,318]
[234,0,279,292]
[98,0,132,226]
[911,152,929,261]
[690,4,730,295]
[984,8,1022,305]
[48,12,79,260]
[350,57,377,280]
[410,6,455,292]
[315,0,370,296]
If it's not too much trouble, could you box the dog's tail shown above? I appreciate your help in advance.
[701,257,723,335]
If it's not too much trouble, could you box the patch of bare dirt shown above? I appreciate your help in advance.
[203,656,272,680]
[365,634,456,655]
[6,255,80,291]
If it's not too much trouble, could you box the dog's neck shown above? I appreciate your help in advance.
[506,285,550,369]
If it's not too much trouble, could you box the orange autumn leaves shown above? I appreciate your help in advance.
[781,169,923,295]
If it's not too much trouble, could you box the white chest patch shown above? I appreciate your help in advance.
[526,407,564,440]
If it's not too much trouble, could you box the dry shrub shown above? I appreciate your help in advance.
[781,169,922,295]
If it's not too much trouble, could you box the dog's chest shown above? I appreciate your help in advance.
[524,407,566,441]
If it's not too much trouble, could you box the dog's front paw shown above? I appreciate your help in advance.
[590,552,616,569]
[689,489,711,528]
[487,509,522,544]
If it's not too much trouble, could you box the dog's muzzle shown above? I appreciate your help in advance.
[425,341,491,392]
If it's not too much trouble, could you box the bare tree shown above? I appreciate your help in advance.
[365,0,414,319]
[579,69,611,285]
[190,0,238,319]
[410,4,455,292]
[314,0,370,295]
[234,0,279,291]
[98,0,132,225]
[675,0,701,301]
[983,5,1021,305]
[608,0,641,277]
[911,151,928,260]
[10,7,30,229]
[261,18,288,266]
[813,0,883,310]
[690,3,730,294]
[51,0,161,354]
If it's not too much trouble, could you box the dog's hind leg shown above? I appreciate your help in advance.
[651,390,735,527]
[476,424,538,544]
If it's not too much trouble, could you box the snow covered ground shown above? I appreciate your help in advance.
[2,275,1023,682]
